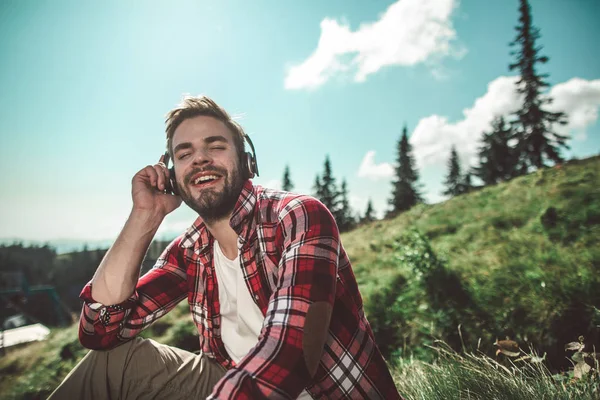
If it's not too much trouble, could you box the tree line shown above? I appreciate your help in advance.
[282,0,569,232]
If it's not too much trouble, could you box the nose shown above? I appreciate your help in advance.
[191,148,213,167]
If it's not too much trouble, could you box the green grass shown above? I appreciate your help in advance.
[393,342,600,400]
[347,156,600,369]
[2,323,598,399]
[0,302,196,400]
[0,327,88,400]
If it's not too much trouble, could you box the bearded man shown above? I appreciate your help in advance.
[49,96,402,400]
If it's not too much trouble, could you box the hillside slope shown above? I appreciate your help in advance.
[1,155,598,399]
[344,155,599,368]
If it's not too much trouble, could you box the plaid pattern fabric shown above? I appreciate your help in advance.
[79,181,402,399]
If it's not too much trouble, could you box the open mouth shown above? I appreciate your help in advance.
[189,174,223,189]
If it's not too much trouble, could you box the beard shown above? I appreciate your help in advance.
[178,165,245,225]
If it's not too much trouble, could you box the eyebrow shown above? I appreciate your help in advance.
[173,135,229,154]
[204,135,229,144]
[173,142,193,155]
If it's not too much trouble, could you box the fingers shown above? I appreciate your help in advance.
[133,155,172,193]
[139,163,166,191]
[153,162,169,192]
[142,165,160,189]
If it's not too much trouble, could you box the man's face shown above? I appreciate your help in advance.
[171,115,245,224]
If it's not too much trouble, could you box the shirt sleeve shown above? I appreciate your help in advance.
[208,196,339,399]
[78,236,189,350]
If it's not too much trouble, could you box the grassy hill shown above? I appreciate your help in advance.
[1,155,599,399]
[347,155,599,369]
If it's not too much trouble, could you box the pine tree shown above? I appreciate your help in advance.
[509,0,568,174]
[335,179,355,232]
[442,146,463,197]
[319,155,339,212]
[282,165,294,192]
[388,125,423,216]
[362,199,376,223]
[474,116,516,185]
[460,172,474,195]
[312,174,324,200]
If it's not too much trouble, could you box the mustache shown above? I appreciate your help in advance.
[184,167,227,185]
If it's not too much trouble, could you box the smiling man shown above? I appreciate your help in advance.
[49,96,402,399]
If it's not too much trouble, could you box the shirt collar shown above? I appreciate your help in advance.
[181,180,257,251]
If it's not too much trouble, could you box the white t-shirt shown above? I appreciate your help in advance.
[213,240,312,399]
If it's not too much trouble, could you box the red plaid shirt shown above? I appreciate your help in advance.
[79,181,402,399]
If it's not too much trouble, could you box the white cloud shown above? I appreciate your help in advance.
[284,0,462,90]
[350,195,387,220]
[547,77,600,141]
[410,77,600,169]
[411,76,521,168]
[349,195,367,217]
[357,150,395,180]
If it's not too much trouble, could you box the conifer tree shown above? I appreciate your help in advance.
[460,172,474,195]
[312,175,324,200]
[335,179,355,232]
[319,155,339,212]
[509,0,568,174]
[282,165,294,192]
[362,199,375,223]
[442,146,463,197]
[388,125,423,216]
[474,116,516,185]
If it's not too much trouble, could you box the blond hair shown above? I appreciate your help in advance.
[164,95,246,162]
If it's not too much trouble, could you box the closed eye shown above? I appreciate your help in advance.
[178,153,191,160]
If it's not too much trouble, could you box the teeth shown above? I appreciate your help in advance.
[194,175,219,184]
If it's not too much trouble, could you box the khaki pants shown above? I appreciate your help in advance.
[48,337,227,400]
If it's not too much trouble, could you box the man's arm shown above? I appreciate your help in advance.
[89,209,163,305]
[209,196,338,399]
[79,157,186,349]
[79,236,189,350]
[90,156,181,305]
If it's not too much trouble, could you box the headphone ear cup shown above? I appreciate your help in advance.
[241,134,259,179]
[248,152,258,178]
[240,152,251,179]
[244,152,257,179]
[169,166,179,195]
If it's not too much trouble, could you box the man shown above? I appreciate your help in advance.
[50,96,402,399]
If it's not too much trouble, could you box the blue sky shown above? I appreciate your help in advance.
[1,0,599,243]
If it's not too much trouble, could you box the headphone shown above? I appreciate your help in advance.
[163,134,259,196]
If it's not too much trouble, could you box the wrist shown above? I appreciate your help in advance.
[128,208,165,232]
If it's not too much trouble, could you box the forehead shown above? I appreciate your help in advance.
[172,115,234,147]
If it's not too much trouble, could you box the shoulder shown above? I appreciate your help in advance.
[254,186,339,244]
[165,234,186,253]
[154,234,188,269]
[254,185,333,223]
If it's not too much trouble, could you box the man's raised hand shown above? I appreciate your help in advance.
[131,155,182,217]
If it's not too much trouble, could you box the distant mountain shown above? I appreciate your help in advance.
[0,234,181,255]
[0,238,115,254]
